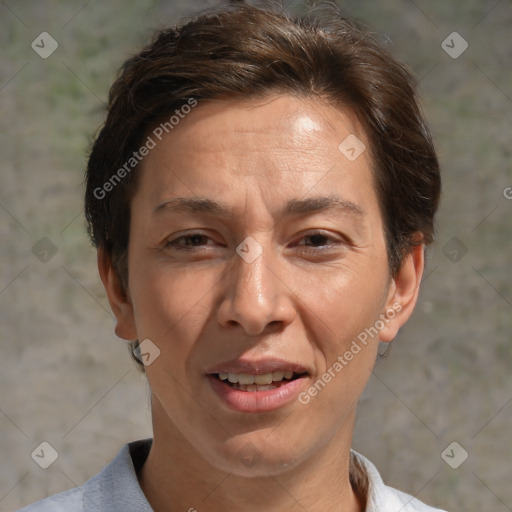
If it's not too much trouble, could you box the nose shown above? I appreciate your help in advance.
[216,243,296,336]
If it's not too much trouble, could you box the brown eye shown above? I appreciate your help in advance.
[166,233,214,249]
[303,234,330,247]
[295,231,340,249]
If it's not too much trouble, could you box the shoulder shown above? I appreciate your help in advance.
[17,488,83,512]
[350,450,448,512]
[384,486,448,512]
[17,440,153,512]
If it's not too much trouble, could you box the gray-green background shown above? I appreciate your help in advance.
[1,1,511,510]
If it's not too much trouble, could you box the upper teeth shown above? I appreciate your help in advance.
[218,371,294,384]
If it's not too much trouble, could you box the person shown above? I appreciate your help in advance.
[20,1,446,511]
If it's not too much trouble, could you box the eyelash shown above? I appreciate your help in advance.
[165,231,346,253]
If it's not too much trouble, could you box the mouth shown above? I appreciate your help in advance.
[205,360,310,413]
[212,370,308,392]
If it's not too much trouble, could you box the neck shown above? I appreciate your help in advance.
[139,400,363,512]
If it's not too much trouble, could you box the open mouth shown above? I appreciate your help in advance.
[213,371,307,392]
[207,364,310,412]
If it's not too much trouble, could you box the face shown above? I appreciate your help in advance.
[102,94,422,477]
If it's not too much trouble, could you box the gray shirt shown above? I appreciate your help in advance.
[18,439,447,511]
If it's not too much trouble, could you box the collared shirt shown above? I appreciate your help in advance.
[18,439,447,512]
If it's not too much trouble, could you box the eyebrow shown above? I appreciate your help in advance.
[153,195,364,219]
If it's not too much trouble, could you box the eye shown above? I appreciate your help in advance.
[299,233,332,247]
[294,231,345,250]
[165,233,218,250]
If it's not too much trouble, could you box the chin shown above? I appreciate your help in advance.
[207,436,305,478]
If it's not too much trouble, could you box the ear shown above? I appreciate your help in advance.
[379,242,425,343]
[97,247,137,341]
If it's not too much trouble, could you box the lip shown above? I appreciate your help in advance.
[205,357,311,413]
[205,357,310,375]
[207,373,309,413]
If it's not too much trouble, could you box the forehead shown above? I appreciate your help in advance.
[153,95,364,157]
[134,94,379,224]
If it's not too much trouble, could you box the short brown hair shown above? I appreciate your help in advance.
[85,1,440,291]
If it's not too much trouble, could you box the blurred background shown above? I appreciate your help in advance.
[1,1,511,510]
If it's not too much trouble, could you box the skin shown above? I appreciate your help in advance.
[99,94,424,512]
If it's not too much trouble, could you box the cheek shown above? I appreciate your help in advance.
[292,257,389,404]
[129,259,220,351]
[300,260,389,343]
